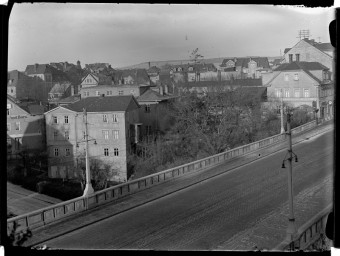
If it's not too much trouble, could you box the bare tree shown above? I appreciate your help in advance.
[189,48,204,64]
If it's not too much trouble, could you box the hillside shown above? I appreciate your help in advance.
[117,56,282,70]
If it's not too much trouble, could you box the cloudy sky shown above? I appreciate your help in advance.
[8,3,334,71]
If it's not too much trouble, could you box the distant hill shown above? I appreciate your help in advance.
[117,56,283,70]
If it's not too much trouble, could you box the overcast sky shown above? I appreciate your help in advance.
[8,3,334,71]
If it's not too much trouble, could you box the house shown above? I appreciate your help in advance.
[48,82,76,108]
[80,73,113,89]
[187,63,218,82]
[7,70,38,100]
[7,95,45,159]
[112,69,151,86]
[147,66,161,84]
[319,82,334,120]
[283,38,334,76]
[84,63,114,74]
[136,89,178,140]
[25,64,54,82]
[220,57,271,79]
[44,95,141,182]
[80,84,150,99]
[270,59,284,70]
[262,61,331,116]
[170,64,189,83]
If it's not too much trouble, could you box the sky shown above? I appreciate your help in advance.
[8,3,335,71]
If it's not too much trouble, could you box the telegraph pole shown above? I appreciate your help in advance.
[285,112,297,243]
[83,108,94,196]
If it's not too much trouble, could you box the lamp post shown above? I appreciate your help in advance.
[82,108,94,196]
[280,89,285,133]
[281,109,298,247]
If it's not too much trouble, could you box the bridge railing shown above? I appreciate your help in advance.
[7,120,317,235]
[275,204,332,251]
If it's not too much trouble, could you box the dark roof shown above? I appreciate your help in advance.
[49,82,71,94]
[284,48,291,54]
[137,88,176,102]
[223,67,237,72]
[147,66,161,73]
[221,57,270,69]
[272,59,283,65]
[64,95,140,112]
[314,43,334,52]
[26,105,45,115]
[25,64,52,75]
[273,61,329,71]
[7,94,21,103]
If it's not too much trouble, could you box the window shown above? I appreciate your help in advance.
[284,74,289,81]
[64,116,69,124]
[294,89,300,98]
[112,114,118,123]
[107,91,112,96]
[145,104,151,113]
[96,91,100,96]
[83,131,86,140]
[294,73,299,81]
[84,91,89,97]
[304,89,310,98]
[146,125,152,135]
[118,91,124,95]
[54,148,59,157]
[103,130,109,140]
[289,54,293,63]
[295,54,300,62]
[7,123,11,131]
[104,148,109,156]
[54,131,58,140]
[113,130,119,139]
[114,148,119,156]
[284,89,290,98]
[7,109,10,116]
[65,148,70,156]
[275,88,282,98]
[53,116,58,124]
[65,131,69,140]
[11,89,13,93]
[15,122,20,131]
[103,114,108,123]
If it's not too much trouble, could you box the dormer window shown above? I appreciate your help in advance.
[294,73,299,81]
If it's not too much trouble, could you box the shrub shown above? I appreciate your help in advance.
[7,166,24,185]
[38,180,83,201]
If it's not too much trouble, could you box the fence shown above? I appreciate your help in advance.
[276,204,332,251]
[7,120,317,235]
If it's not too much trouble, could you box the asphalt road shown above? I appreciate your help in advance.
[40,129,333,250]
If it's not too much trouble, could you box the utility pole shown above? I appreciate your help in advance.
[83,108,94,196]
[285,112,297,244]
[280,89,285,134]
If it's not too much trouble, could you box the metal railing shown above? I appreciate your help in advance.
[7,120,317,234]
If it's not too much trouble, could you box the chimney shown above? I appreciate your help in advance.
[148,62,151,69]
[63,62,67,71]
[34,63,39,73]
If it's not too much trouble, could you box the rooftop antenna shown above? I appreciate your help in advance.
[297,29,311,41]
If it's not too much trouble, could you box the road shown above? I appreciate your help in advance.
[7,182,62,216]
[37,129,333,250]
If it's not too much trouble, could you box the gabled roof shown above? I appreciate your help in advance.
[284,48,291,54]
[25,105,45,115]
[147,66,161,74]
[272,59,283,65]
[314,42,334,52]
[7,94,21,104]
[63,95,140,112]
[57,95,81,104]
[49,82,71,94]
[273,61,329,71]
[25,64,52,75]
[137,88,177,102]
[221,57,270,69]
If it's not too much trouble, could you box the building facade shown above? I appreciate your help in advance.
[44,95,141,182]
[7,95,45,158]
[262,62,331,116]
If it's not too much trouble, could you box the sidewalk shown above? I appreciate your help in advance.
[24,121,333,248]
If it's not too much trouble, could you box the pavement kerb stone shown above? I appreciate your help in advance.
[25,122,334,248]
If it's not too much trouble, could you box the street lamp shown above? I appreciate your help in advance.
[281,109,298,247]
[280,89,285,134]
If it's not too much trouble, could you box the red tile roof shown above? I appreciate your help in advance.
[64,95,140,112]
